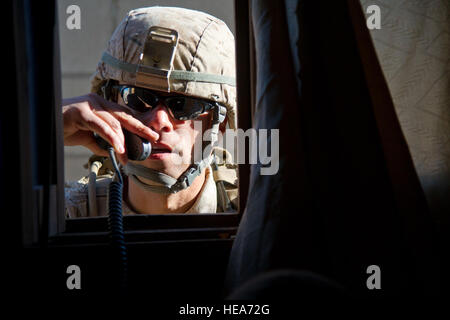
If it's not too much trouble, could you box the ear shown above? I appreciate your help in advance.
[219,117,228,134]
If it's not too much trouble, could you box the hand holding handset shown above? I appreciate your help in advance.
[94,129,152,161]
[98,78,152,161]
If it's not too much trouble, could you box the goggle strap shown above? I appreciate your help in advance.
[101,52,236,87]
[170,70,236,87]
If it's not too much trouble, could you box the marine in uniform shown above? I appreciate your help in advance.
[63,7,238,217]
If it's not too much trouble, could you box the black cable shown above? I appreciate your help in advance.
[108,148,123,184]
[107,147,127,292]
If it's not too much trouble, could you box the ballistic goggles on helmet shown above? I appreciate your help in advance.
[112,84,221,121]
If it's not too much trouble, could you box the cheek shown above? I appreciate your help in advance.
[192,117,211,145]
[170,124,196,153]
[180,122,199,149]
[173,121,204,155]
[170,118,210,164]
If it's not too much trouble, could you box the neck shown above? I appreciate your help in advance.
[125,171,206,214]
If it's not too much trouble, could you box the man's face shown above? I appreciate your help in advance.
[117,84,212,179]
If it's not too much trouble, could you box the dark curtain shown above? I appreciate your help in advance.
[225,0,442,297]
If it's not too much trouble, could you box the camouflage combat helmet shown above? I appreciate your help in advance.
[90,6,237,130]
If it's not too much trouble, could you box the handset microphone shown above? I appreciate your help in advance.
[94,129,152,161]
[123,129,152,161]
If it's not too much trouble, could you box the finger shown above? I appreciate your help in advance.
[64,130,107,157]
[101,99,160,142]
[116,151,128,166]
[82,133,110,157]
[93,108,125,154]
[82,110,125,154]
[116,111,160,142]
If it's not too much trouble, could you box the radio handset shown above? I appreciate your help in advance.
[94,129,151,161]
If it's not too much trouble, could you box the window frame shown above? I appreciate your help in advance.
[24,0,254,248]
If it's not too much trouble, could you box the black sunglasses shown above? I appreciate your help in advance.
[111,85,218,121]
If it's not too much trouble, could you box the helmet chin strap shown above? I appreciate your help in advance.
[123,104,226,194]
[124,156,213,194]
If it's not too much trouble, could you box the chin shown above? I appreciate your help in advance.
[140,156,191,178]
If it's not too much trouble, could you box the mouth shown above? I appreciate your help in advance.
[151,143,172,155]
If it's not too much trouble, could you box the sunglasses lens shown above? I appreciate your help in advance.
[140,89,159,106]
[119,86,212,120]
[128,95,149,112]
[166,97,205,120]
[121,87,158,113]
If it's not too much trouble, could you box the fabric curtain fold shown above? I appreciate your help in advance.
[226,0,441,296]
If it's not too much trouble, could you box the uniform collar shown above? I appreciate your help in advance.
[122,165,217,214]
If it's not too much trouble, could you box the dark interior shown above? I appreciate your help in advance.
[3,0,447,307]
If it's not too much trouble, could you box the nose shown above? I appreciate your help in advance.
[146,103,174,133]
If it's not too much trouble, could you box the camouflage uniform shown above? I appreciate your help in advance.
[65,148,238,217]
